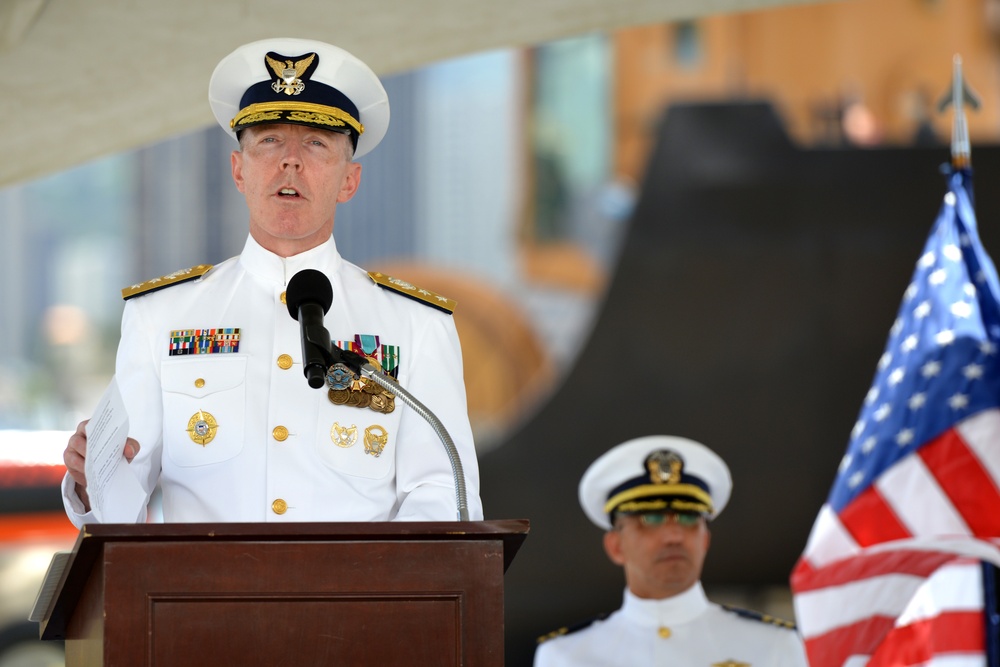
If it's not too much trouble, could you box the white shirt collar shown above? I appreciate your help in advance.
[238,234,342,285]
[619,581,710,627]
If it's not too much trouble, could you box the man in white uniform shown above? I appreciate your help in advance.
[534,435,806,667]
[61,37,483,526]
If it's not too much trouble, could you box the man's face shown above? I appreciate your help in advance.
[231,123,361,257]
[603,510,711,600]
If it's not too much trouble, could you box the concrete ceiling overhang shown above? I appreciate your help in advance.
[0,0,827,188]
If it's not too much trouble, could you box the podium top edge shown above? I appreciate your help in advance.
[79,519,530,541]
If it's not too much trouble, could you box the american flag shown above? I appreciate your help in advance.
[791,166,1000,667]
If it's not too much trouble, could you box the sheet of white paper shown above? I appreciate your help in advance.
[83,376,145,522]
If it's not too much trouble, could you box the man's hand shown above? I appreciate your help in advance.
[63,419,141,512]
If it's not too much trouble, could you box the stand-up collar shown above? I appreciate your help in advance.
[238,234,342,286]
[619,581,710,627]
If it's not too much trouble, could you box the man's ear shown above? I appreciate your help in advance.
[603,529,626,566]
[231,150,245,194]
[337,161,362,203]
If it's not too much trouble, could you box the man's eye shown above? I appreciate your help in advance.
[639,514,667,526]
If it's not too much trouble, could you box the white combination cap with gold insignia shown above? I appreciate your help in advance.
[579,435,732,530]
[208,37,390,158]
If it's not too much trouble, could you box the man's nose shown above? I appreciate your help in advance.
[280,146,303,170]
[653,521,686,543]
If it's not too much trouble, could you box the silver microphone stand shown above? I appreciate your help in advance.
[359,363,471,522]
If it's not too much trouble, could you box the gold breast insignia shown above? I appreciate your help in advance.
[186,410,218,446]
[364,425,388,458]
[331,422,358,448]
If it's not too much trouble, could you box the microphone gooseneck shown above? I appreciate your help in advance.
[360,365,471,521]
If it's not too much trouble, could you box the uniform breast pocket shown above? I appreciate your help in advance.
[161,356,247,467]
[315,401,402,480]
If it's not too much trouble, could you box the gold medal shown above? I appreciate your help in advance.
[364,425,388,457]
[186,410,219,446]
[331,422,358,448]
[324,354,396,414]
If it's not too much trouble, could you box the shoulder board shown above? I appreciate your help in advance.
[367,271,456,314]
[121,264,213,301]
[536,612,609,645]
[721,604,797,630]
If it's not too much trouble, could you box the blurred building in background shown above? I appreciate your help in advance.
[614,0,1000,183]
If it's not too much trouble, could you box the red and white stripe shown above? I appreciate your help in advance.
[792,409,1000,667]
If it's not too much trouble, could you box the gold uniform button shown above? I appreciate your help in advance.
[271,499,288,515]
[194,378,205,388]
[280,291,287,304]
[657,626,672,639]
[277,354,293,370]
[272,426,289,442]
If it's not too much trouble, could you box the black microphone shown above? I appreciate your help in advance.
[285,269,334,389]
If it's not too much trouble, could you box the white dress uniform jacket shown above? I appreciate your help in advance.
[533,583,808,667]
[63,234,483,525]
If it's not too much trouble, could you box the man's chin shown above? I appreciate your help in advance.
[650,560,697,584]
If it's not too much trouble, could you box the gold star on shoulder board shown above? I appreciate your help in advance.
[367,271,456,314]
[713,661,751,667]
[122,264,213,301]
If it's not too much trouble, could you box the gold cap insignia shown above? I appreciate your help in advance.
[647,450,683,484]
[266,52,316,96]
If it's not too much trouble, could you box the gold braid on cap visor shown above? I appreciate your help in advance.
[604,483,713,516]
[615,499,711,514]
[231,101,364,135]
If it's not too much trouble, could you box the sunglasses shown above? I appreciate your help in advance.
[624,510,707,529]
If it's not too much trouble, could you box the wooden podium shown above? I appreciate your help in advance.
[36,520,528,666]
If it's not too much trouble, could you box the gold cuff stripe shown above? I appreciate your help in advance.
[231,102,364,135]
[604,483,713,515]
